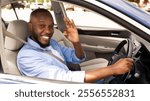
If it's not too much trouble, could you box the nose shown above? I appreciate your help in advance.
[45,27,50,33]
[45,27,53,34]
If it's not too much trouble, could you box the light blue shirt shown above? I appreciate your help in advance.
[17,37,85,83]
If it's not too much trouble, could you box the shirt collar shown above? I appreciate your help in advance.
[27,37,53,51]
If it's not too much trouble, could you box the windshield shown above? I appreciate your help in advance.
[98,0,150,29]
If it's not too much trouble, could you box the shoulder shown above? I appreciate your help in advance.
[17,44,40,58]
[50,39,62,49]
[50,39,59,45]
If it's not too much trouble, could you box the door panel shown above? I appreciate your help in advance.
[80,35,124,53]
[77,28,130,60]
[54,1,131,60]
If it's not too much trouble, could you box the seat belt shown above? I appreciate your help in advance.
[4,30,27,44]
[5,29,81,71]
[4,30,66,65]
[0,8,9,73]
[44,51,66,65]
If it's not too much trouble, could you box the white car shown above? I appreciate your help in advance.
[0,0,150,84]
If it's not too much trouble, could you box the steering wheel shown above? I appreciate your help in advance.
[104,39,133,84]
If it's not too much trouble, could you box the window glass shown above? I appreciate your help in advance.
[1,1,56,24]
[2,4,18,22]
[63,3,125,29]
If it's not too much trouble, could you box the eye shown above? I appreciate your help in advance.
[48,25,54,30]
[39,24,45,29]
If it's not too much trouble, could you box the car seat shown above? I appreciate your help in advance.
[4,20,29,75]
[51,28,108,70]
[4,20,108,76]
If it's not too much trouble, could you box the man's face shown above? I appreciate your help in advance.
[30,13,54,47]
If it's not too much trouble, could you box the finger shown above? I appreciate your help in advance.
[64,17,67,24]
[63,30,68,36]
[71,19,76,28]
[65,17,74,28]
[126,58,134,62]
[64,17,70,28]
[64,17,70,25]
[127,62,134,69]
[126,62,134,72]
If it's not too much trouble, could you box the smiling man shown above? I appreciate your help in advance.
[17,8,133,83]
[29,9,54,48]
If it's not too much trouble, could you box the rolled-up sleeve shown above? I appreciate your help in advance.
[47,68,85,82]
[66,71,85,82]
[17,49,85,83]
[57,44,86,63]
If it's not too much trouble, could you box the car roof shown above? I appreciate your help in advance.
[1,0,150,28]
[97,0,150,28]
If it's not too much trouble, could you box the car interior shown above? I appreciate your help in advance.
[0,0,150,84]
[1,1,111,74]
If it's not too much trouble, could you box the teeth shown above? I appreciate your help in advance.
[42,36,49,39]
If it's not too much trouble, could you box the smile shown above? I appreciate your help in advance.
[41,36,49,39]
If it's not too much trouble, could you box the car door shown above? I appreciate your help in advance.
[56,2,130,61]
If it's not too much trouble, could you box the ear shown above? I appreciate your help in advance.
[28,22,32,34]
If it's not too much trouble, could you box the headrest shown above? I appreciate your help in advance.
[5,20,29,51]
[52,28,64,42]
[52,28,73,48]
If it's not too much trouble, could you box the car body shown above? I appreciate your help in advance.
[0,0,150,84]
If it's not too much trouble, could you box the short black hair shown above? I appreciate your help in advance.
[30,8,53,20]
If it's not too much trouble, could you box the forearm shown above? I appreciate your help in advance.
[84,66,115,83]
[73,41,85,59]
[84,58,133,83]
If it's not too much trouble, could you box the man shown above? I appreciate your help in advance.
[17,8,133,83]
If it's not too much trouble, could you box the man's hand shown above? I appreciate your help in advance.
[64,17,84,59]
[64,17,79,43]
[85,58,134,83]
[110,58,134,75]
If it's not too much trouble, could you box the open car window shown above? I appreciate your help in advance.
[63,2,125,29]
[1,1,56,24]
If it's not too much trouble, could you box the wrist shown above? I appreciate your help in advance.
[107,65,116,76]
[72,41,80,45]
